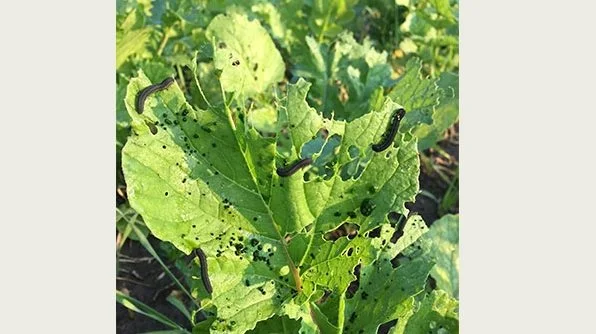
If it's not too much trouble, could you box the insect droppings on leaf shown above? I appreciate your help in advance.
[360,198,376,216]
[349,312,357,323]
[145,121,158,135]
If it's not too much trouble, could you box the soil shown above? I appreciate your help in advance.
[408,122,459,225]
[116,237,193,333]
[116,124,459,333]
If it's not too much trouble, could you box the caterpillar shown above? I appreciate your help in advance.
[276,157,313,177]
[371,108,406,152]
[136,77,175,114]
[194,248,213,294]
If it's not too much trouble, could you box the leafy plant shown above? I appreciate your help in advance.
[116,2,459,333]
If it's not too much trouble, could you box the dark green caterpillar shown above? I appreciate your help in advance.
[372,108,406,152]
[135,77,175,114]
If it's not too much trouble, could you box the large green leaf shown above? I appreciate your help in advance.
[205,12,285,96]
[122,67,423,331]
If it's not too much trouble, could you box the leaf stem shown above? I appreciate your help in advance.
[337,293,346,331]
[191,66,213,109]
[157,27,172,57]
[317,2,335,43]
[176,65,186,92]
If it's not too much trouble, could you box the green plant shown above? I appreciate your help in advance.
[116,1,459,333]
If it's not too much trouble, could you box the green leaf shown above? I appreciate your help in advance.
[423,214,459,298]
[309,302,339,334]
[293,32,396,120]
[116,9,153,69]
[414,71,458,151]
[430,0,456,22]
[342,217,433,333]
[387,58,445,133]
[116,204,149,242]
[122,70,421,332]
[251,1,309,54]
[166,293,192,321]
[206,12,285,96]
[403,290,459,333]
[308,0,359,42]
[245,315,301,333]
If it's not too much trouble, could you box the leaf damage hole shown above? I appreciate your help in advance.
[303,133,341,181]
[367,226,382,238]
[378,319,399,334]
[323,222,360,241]
[346,247,354,257]
[427,275,437,290]
[345,264,361,299]
[390,213,407,243]
[391,253,410,269]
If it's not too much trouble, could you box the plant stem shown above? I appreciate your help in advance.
[157,27,172,57]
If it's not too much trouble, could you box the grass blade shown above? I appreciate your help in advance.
[116,291,189,332]
[129,223,199,308]
[166,294,192,321]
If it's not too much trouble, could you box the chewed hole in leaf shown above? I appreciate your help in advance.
[304,134,341,181]
[345,264,361,299]
[387,211,406,225]
[390,213,407,243]
[345,247,354,256]
[348,145,360,159]
[366,226,382,238]
[300,128,329,157]
[323,222,360,241]
[315,289,332,305]
[378,319,399,334]
[391,252,410,268]
[340,144,373,181]
[427,275,437,290]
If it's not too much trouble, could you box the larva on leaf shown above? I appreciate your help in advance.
[276,158,313,177]
[136,77,175,114]
[372,108,406,152]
